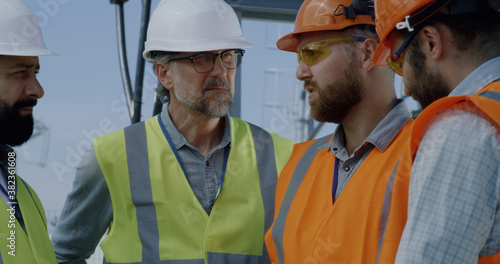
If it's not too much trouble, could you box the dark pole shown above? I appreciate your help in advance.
[152,95,163,116]
[229,9,243,118]
[131,0,152,123]
[112,0,134,122]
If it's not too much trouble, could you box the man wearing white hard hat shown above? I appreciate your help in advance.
[0,0,57,263]
[51,0,293,263]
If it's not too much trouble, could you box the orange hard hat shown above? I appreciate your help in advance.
[372,0,439,66]
[372,0,492,67]
[373,0,492,66]
[276,0,375,52]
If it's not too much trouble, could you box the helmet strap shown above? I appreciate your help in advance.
[334,0,375,19]
[397,0,483,32]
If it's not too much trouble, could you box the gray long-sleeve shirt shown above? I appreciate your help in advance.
[51,110,231,263]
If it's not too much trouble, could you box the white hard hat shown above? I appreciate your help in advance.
[143,0,252,60]
[0,0,56,56]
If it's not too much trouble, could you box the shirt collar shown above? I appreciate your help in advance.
[159,106,232,151]
[450,57,500,96]
[0,144,14,181]
[318,99,412,154]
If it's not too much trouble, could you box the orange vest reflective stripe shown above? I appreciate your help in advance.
[265,119,413,264]
[378,82,500,264]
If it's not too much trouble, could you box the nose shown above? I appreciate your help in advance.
[25,76,44,99]
[296,61,312,81]
[210,55,228,77]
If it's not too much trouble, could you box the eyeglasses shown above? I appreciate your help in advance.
[386,30,417,76]
[167,49,244,73]
[297,37,367,66]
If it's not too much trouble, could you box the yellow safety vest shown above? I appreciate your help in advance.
[0,175,57,263]
[94,115,293,264]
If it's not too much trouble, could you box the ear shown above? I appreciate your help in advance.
[155,61,173,90]
[419,25,444,61]
[360,38,378,71]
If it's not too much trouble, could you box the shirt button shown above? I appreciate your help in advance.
[206,161,209,166]
[343,166,350,172]
[333,147,338,151]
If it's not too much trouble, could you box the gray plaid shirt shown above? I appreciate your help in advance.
[396,57,500,263]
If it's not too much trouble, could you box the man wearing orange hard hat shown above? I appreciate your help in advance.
[372,0,500,263]
[264,0,414,263]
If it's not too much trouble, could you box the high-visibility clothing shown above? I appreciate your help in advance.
[0,175,57,263]
[94,115,293,264]
[378,82,500,264]
[265,119,413,264]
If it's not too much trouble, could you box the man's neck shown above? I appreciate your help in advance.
[168,105,225,158]
[341,97,398,156]
[437,40,500,93]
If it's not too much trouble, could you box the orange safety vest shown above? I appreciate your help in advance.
[378,82,500,264]
[265,119,413,264]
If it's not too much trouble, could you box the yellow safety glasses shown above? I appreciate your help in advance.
[386,30,417,76]
[297,36,366,66]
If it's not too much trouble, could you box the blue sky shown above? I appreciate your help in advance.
[16,0,415,222]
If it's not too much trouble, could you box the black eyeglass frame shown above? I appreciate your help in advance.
[167,49,245,73]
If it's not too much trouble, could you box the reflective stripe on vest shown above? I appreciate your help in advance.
[124,122,159,263]
[97,116,293,263]
[271,135,331,264]
[103,253,264,264]
[478,90,500,102]
[0,176,57,263]
[122,121,278,263]
[376,159,400,264]
[267,119,412,263]
[248,122,279,258]
[19,178,46,229]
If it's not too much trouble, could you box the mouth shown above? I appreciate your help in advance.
[14,99,37,115]
[206,86,228,91]
[203,77,231,93]
[305,86,316,98]
[18,106,34,115]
